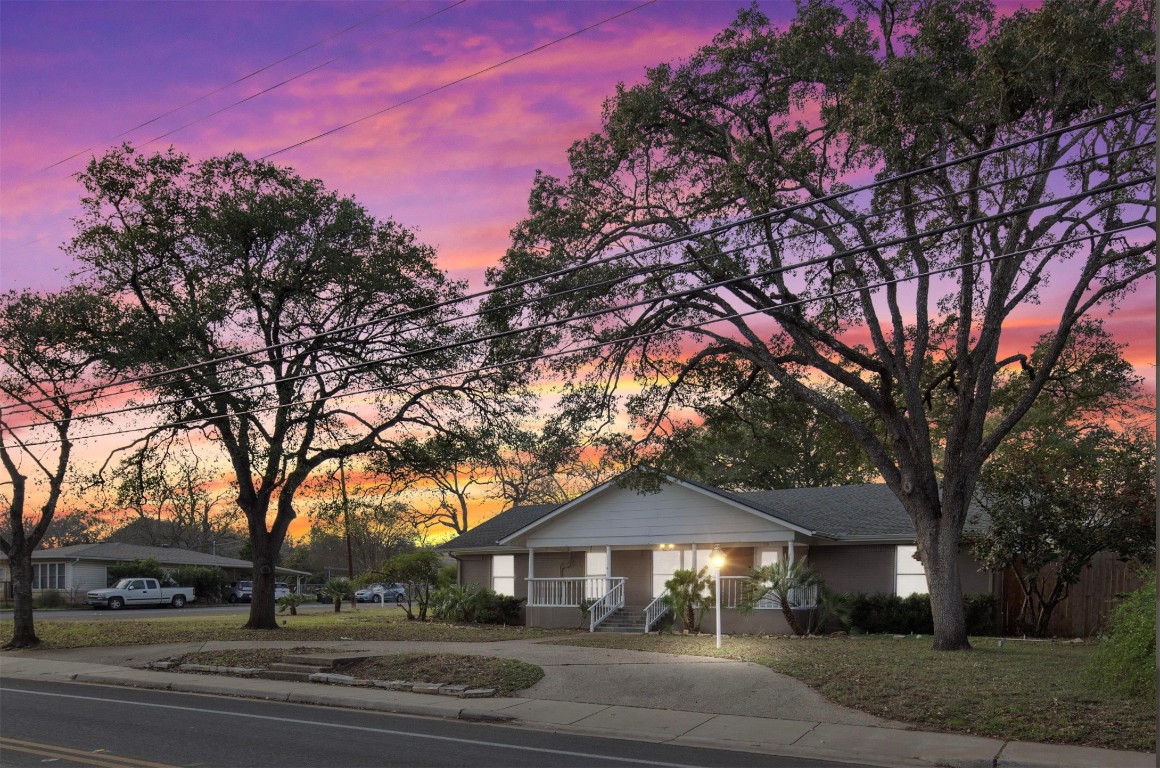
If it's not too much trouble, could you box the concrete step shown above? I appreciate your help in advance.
[593,626,647,633]
[269,662,330,673]
[257,669,317,682]
[281,655,337,667]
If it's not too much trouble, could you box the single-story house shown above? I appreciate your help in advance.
[438,471,995,634]
[0,542,311,600]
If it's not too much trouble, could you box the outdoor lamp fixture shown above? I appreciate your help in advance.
[709,546,726,649]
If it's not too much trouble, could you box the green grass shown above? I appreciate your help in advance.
[0,611,571,649]
[548,634,1155,752]
[173,648,544,695]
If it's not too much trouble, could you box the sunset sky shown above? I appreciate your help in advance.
[1,1,1154,536]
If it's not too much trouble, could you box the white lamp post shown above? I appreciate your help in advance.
[709,546,726,649]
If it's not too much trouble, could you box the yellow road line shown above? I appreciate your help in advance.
[0,737,179,768]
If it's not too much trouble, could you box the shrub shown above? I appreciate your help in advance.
[108,558,166,583]
[849,592,998,636]
[431,583,481,622]
[276,593,308,615]
[34,590,65,608]
[1087,574,1156,697]
[472,588,524,625]
[320,578,354,613]
[168,566,229,603]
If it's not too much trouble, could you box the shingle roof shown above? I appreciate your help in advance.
[441,476,990,550]
[9,542,310,575]
[437,504,559,551]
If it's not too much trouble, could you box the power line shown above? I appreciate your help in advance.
[8,220,1147,448]
[140,1,468,149]
[6,151,1151,429]
[7,103,1149,416]
[260,0,661,160]
[41,2,407,172]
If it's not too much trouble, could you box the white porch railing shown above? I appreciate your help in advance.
[643,590,669,632]
[527,577,619,607]
[588,578,625,631]
[718,576,818,610]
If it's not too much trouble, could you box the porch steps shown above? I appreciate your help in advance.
[593,606,650,633]
[257,653,371,682]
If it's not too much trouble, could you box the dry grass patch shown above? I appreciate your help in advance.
[0,612,569,650]
[173,648,543,695]
[550,633,1155,752]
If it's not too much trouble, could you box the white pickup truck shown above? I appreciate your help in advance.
[86,578,196,610]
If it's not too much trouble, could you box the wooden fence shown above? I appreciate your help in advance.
[1002,552,1148,637]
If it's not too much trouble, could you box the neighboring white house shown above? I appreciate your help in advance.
[439,471,994,633]
[0,542,310,601]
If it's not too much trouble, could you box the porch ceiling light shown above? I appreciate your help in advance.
[709,546,726,569]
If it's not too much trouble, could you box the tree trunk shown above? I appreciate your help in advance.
[3,548,39,649]
[918,520,971,651]
[245,539,280,630]
[780,598,804,636]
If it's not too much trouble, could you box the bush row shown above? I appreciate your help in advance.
[848,592,997,636]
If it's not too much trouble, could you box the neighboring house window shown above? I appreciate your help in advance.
[32,563,65,590]
[896,545,928,596]
[492,555,515,596]
[653,549,681,598]
[585,551,607,599]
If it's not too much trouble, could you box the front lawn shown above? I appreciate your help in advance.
[549,634,1155,752]
[0,610,569,649]
[174,648,544,695]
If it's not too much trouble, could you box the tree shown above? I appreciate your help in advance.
[378,550,442,620]
[742,558,823,636]
[308,474,419,576]
[0,288,114,648]
[70,146,502,629]
[104,443,244,552]
[651,360,876,489]
[486,1,1155,649]
[971,321,1154,636]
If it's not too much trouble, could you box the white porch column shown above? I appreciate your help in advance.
[691,543,697,571]
[527,548,534,605]
[788,543,796,566]
[605,545,612,580]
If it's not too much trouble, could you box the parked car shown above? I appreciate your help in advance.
[227,581,252,603]
[355,583,406,604]
[87,578,195,610]
[229,581,291,602]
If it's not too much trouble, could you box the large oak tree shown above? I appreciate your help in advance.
[70,147,506,628]
[486,1,1155,649]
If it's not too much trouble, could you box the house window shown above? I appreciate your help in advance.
[585,551,607,599]
[653,549,682,598]
[758,547,781,568]
[32,563,65,590]
[896,545,928,596]
[492,555,515,596]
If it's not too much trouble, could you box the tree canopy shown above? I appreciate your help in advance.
[69,146,508,628]
[486,0,1155,650]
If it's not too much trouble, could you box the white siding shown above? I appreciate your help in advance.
[524,483,795,548]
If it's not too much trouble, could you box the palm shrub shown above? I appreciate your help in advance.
[320,578,354,613]
[663,568,714,633]
[276,593,308,615]
[742,558,822,636]
[431,583,481,622]
[1087,572,1156,697]
[807,587,855,634]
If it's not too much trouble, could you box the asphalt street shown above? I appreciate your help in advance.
[0,678,861,768]
[17,600,394,622]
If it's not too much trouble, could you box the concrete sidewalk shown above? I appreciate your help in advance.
[0,645,1152,768]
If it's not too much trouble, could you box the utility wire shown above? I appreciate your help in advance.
[42,2,406,172]
[8,103,1150,416]
[7,220,1147,448]
[141,1,468,148]
[259,0,660,159]
[4,150,1150,429]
